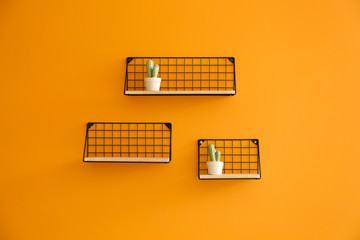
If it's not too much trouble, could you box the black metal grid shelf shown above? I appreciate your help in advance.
[124,57,236,96]
[198,139,261,180]
[83,122,172,163]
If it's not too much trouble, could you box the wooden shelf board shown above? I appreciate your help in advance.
[199,174,260,179]
[84,157,170,163]
[125,90,235,95]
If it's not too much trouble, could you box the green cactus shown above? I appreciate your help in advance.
[146,60,154,78]
[146,60,159,78]
[215,150,221,162]
[208,144,221,162]
[152,64,159,78]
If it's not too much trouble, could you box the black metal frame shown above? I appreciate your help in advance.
[83,122,172,163]
[124,57,236,96]
[198,139,261,180]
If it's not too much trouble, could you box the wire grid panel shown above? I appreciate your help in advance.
[83,122,172,163]
[125,57,236,95]
[198,139,261,179]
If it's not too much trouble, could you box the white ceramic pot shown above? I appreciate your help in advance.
[144,77,161,91]
[207,161,224,175]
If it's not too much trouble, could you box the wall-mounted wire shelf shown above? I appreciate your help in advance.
[124,57,236,96]
[83,122,172,163]
[198,139,261,180]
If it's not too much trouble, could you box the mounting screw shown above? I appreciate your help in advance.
[254,140,257,144]
[199,140,204,145]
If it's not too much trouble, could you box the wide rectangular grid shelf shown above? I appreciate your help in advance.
[198,139,261,179]
[83,122,172,163]
[124,57,236,96]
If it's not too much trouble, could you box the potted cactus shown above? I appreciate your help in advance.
[145,59,161,91]
[207,144,223,175]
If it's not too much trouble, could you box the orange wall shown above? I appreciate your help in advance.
[1,0,360,239]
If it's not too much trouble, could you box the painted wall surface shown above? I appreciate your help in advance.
[1,0,360,239]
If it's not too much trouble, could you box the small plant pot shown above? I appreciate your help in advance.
[144,78,161,91]
[207,161,224,175]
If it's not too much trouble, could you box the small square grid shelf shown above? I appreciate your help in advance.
[124,57,236,95]
[83,122,172,163]
[198,139,261,179]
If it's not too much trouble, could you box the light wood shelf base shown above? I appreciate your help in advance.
[199,174,260,179]
[84,157,170,163]
[125,90,235,95]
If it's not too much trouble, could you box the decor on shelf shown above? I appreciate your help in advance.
[198,139,261,179]
[124,57,236,95]
[144,59,161,91]
[206,144,223,175]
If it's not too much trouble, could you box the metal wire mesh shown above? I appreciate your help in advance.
[198,139,261,177]
[125,57,236,95]
[83,122,172,162]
